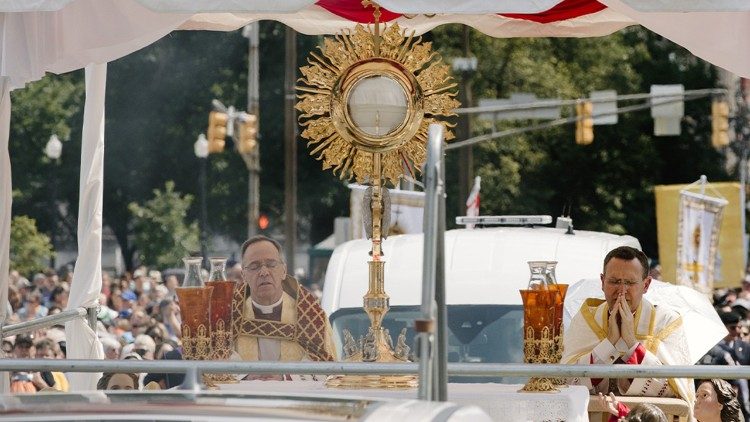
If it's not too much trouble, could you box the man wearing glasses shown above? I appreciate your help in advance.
[562,246,694,409]
[232,235,336,379]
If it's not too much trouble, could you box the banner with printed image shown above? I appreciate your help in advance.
[676,190,727,293]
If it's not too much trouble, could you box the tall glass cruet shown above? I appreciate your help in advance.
[182,256,205,287]
[527,261,552,290]
[208,257,228,282]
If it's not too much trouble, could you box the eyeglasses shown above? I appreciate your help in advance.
[243,259,282,273]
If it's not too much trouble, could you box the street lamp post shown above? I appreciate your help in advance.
[44,134,63,269]
[194,134,209,269]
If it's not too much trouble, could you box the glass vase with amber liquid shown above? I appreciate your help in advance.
[175,257,213,361]
[519,261,558,392]
[545,261,568,385]
[206,257,235,361]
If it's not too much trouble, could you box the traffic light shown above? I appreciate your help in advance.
[258,214,269,231]
[237,113,258,154]
[207,110,228,153]
[575,100,594,145]
[711,99,730,148]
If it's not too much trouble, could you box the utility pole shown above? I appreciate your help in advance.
[242,24,261,240]
[284,26,297,270]
[456,25,474,217]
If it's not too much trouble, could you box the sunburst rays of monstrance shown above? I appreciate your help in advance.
[295,2,459,389]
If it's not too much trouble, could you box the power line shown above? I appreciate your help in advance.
[446,90,725,151]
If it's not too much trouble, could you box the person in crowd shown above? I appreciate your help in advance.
[562,247,694,409]
[599,393,669,422]
[233,235,336,379]
[96,372,139,390]
[11,334,55,392]
[144,348,184,389]
[47,285,69,310]
[130,309,151,337]
[733,299,750,321]
[164,275,179,300]
[158,298,181,340]
[130,334,156,360]
[101,336,122,360]
[34,338,68,391]
[16,291,48,321]
[700,311,750,420]
[694,379,743,422]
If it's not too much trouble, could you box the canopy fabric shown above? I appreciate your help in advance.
[0,0,190,89]
[63,63,107,391]
[180,3,631,38]
[618,0,750,12]
[600,0,750,79]
[0,77,11,394]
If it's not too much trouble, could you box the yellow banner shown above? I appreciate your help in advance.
[655,182,744,289]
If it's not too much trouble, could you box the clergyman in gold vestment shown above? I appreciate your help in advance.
[561,246,695,418]
[232,235,337,380]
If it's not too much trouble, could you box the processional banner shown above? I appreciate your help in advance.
[675,190,727,293]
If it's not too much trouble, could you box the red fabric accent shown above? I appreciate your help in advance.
[607,402,630,422]
[501,0,606,24]
[316,0,402,23]
[625,343,646,364]
[590,354,603,386]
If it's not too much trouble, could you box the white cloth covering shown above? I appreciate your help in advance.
[63,63,107,391]
[218,381,591,422]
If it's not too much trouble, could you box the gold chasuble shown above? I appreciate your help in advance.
[561,297,695,418]
[232,276,337,362]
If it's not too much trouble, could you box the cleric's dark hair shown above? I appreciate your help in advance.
[603,246,649,279]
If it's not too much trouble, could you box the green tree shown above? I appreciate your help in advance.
[10,215,54,276]
[9,72,85,245]
[128,181,200,269]
[431,25,724,258]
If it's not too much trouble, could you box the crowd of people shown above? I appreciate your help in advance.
[3,262,243,392]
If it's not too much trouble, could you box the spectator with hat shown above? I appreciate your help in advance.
[700,311,750,421]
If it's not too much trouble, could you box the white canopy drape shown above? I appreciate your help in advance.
[63,64,107,391]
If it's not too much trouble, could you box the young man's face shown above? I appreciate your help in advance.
[601,257,651,311]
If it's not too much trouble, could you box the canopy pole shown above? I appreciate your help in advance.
[0,76,12,394]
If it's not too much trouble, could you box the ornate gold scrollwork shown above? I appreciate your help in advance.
[296,23,458,185]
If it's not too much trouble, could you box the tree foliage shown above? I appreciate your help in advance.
[431,25,724,257]
[10,216,53,276]
[128,181,199,269]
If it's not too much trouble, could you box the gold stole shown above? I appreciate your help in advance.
[232,277,335,362]
[577,298,689,401]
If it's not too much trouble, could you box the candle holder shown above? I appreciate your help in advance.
[205,257,237,383]
[519,261,561,392]
[175,257,214,362]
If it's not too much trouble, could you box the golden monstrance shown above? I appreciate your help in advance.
[295,1,459,388]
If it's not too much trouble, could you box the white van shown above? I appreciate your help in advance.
[321,225,640,382]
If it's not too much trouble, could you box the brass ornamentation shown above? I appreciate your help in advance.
[519,324,560,392]
[296,23,458,184]
[298,1,457,390]
[181,324,211,361]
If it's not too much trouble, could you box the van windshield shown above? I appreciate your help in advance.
[329,305,525,383]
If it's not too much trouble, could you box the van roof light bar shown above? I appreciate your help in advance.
[456,215,553,226]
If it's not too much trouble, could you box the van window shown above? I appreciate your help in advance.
[329,304,526,383]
